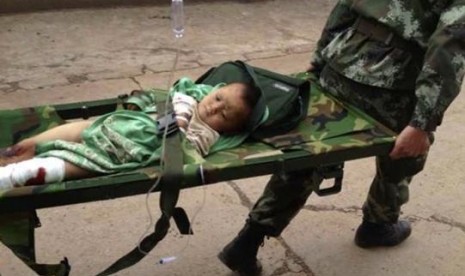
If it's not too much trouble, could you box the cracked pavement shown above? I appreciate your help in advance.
[1,1,465,275]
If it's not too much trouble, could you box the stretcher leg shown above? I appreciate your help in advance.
[0,211,70,276]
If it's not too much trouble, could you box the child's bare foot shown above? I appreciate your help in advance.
[0,146,19,166]
[0,139,36,166]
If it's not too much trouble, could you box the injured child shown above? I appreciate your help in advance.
[0,78,261,189]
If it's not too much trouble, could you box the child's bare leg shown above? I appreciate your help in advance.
[64,162,98,180]
[1,158,100,190]
[1,120,93,166]
[26,120,93,144]
[1,157,66,189]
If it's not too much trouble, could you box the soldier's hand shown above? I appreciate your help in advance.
[389,126,430,159]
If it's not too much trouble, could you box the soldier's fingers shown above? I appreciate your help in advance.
[389,145,405,159]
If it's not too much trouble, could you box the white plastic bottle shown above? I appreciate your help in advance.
[171,0,185,38]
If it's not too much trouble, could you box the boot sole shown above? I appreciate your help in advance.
[217,251,262,276]
[354,223,412,248]
[217,250,237,272]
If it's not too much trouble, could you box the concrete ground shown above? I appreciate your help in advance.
[1,1,464,275]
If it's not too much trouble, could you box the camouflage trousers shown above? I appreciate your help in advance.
[248,65,432,236]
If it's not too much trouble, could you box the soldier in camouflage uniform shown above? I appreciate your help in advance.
[219,1,465,274]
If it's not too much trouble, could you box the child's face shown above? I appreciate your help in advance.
[197,83,252,134]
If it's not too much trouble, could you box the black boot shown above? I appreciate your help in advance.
[218,222,265,275]
[354,219,412,248]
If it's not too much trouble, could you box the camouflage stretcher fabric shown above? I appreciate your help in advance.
[0,72,396,209]
[0,72,395,275]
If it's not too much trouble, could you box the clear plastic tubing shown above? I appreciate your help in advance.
[171,0,185,38]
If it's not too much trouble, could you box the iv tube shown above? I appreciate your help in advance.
[139,0,186,258]
[171,0,185,38]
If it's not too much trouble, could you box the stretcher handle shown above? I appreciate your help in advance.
[314,163,344,196]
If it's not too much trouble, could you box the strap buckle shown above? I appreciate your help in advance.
[156,112,178,137]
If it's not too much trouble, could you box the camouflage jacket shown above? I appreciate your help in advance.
[311,0,465,131]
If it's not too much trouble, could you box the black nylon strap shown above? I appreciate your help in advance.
[31,259,71,276]
[96,100,190,276]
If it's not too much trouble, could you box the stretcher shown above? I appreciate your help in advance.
[0,72,396,275]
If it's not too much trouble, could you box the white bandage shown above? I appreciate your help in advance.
[0,157,65,189]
